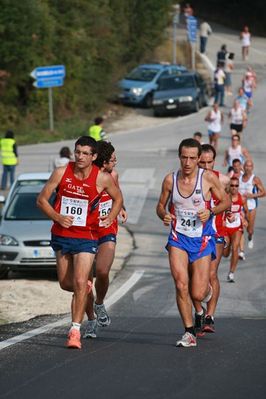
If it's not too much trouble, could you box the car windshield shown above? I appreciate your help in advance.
[5,191,55,221]
[158,75,195,90]
[125,67,159,82]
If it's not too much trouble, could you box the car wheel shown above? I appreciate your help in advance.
[193,100,200,112]
[143,93,153,108]
[0,265,9,279]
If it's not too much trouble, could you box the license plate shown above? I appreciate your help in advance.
[166,104,177,109]
[32,248,55,258]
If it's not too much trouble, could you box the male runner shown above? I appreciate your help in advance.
[83,141,127,338]
[156,138,228,347]
[197,144,230,333]
[239,160,265,252]
[37,136,123,349]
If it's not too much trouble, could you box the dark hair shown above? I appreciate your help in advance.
[221,44,227,51]
[227,166,234,173]
[94,141,115,168]
[232,134,240,141]
[75,136,97,154]
[178,138,202,157]
[230,176,239,183]
[232,158,241,165]
[59,146,71,158]
[228,52,234,59]
[193,131,202,138]
[5,129,14,139]
[201,144,216,160]
[94,116,104,125]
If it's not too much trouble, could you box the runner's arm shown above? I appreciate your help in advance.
[36,167,74,228]
[156,174,175,226]
[208,171,231,215]
[246,176,266,199]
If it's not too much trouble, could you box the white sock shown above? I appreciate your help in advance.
[196,309,204,316]
[71,322,81,331]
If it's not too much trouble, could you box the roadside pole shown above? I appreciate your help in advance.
[172,5,180,64]
[30,65,66,132]
[186,16,198,70]
[48,87,54,132]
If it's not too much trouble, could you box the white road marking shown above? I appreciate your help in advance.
[120,168,155,224]
[0,270,144,351]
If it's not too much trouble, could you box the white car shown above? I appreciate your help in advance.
[0,173,56,278]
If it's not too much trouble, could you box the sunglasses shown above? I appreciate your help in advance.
[230,184,239,187]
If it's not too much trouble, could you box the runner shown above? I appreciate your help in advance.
[223,134,251,168]
[83,141,127,339]
[228,100,247,135]
[223,177,249,282]
[235,87,251,113]
[37,136,123,349]
[204,103,224,151]
[238,160,265,256]
[156,138,228,347]
[197,144,230,334]
[240,26,251,61]
[242,72,255,108]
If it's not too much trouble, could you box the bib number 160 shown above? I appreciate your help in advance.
[65,206,82,215]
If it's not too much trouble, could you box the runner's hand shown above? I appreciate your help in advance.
[57,215,74,228]
[100,215,113,228]
[119,209,128,223]
[163,213,175,226]
[197,208,211,223]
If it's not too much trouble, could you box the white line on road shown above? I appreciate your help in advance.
[0,270,144,351]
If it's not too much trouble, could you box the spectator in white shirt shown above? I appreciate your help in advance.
[199,21,212,54]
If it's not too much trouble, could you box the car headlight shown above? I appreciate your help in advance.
[152,99,163,105]
[131,87,143,96]
[0,234,19,246]
[179,96,193,102]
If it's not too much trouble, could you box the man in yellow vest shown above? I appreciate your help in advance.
[0,130,18,190]
[88,117,108,141]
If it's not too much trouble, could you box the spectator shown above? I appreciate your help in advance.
[0,130,18,190]
[199,20,212,54]
[53,146,72,169]
[224,52,234,95]
[216,44,227,68]
[213,63,226,106]
[88,116,108,141]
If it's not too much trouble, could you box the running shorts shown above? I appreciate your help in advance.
[166,232,216,263]
[225,226,243,237]
[51,234,98,255]
[230,123,243,133]
[98,233,117,246]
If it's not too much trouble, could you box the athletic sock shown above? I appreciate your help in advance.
[185,326,196,336]
[196,309,204,316]
[71,322,81,331]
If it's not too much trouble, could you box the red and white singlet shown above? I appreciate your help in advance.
[211,170,226,238]
[225,192,243,234]
[52,162,101,239]
[98,188,118,238]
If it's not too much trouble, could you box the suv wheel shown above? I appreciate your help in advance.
[193,100,200,112]
[0,265,9,279]
[143,93,153,108]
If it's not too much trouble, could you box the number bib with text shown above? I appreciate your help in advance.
[60,196,88,226]
[175,208,202,238]
[99,199,112,226]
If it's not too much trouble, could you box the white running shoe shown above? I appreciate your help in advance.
[239,251,246,261]
[202,285,213,303]
[176,332,197,347]
[83,319,97,339]
[248,239,254,249]
[94,303,111,327]
[227,272,235,283]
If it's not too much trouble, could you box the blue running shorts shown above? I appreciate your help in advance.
[166,232,216,263]
[51,234,98,255]
[98,233,117,246]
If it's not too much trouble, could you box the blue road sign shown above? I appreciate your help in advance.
[30,65,66,81]
[187,16,197,43]
[33,78,64,89]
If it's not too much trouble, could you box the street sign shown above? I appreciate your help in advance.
[33,78,64,89]
[30,65,66,81]
[187,16,198,43]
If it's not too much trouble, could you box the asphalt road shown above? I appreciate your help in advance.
[0,23,266,399]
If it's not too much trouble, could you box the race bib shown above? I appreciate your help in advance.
[225,213,241,228]
[60,196,88,226]
[99,199,112,226]
[175,208,203,238]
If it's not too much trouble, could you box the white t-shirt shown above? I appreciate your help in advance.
[200,22,212,37]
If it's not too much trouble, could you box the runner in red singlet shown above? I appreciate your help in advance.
[37,136,123,349]
[196,144,230,334]
[223,177,249,283]
[83,141,127,338]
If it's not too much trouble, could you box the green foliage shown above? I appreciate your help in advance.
[0,0,174,142]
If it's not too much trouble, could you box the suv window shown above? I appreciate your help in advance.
[158,75,195,91]
[125,67,159,82]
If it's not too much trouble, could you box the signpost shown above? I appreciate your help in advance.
[30,65,66,131]
[186,16,198,70]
